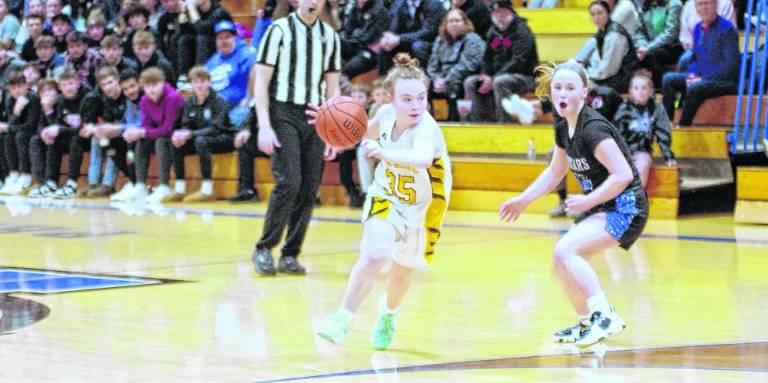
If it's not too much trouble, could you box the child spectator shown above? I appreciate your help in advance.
[0,71,40,195]
[613,69,676,187]
[167,66,236,202]
[121,67,183,203]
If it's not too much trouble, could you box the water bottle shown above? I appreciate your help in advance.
[527,138,536,161]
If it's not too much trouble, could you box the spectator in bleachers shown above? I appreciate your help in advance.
[229,108,264,202]
[250,0,277,49]
[452,0,491,39]
[0,48,24,88]
[634,0,683,86]
[336,82,367,207]
[610,0,641,37]
[427,8,485,121]
[578,0,636,93]
[45,0,65,27]
[367,76,390,118]
[376,0,446,75]
[107,69,143,201]
[86,12,109,48]
[122,4,160,59]
[69,0,93,31]
[27,79,59,197]
[463,0,537,122]
[37,69,89,198]
[141,0,162,29]
[355,77,389,196]
[51,13,73,53]
[661,0,738,126]
[79,66,122,197]
[133,30,175,85]
[121,67,183,203]
[63,31,105,88]
[100,34,138,73]
[677,0,735,71]
[22,62,43,91]
[0,0,21,50]
[19,13,46,61]
[0,86,6,189]
[0,71,39,195]
[613,69,675,188]
[157,0,194,85]
[13,0,46,52]
[35,35,65,78]
[339,0,388,79]
[167,66,235,202]
[205,20,257,108]
[181,0,232,67]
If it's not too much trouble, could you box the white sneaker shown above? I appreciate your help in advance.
[552,322,585,344]
[575,307,626,348]
[53,183,78,199]
[5,174,32,195]
[0,174,19,194]
[146,184,171,204]
[501,94,535,124]
[27,182,57,198]
[127,184,148,203]
[110,182,136,202]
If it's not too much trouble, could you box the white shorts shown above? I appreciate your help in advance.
[363,196,428,270]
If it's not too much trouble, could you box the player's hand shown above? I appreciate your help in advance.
[324,144,337,161]
[257,126,281,155]
[14,96,29,115]
[361,139,383,159]
[499,196,528,222]
[666,159,677,167]
[565,194,593,214]
[234,130,251,148]
[305,103,322,125]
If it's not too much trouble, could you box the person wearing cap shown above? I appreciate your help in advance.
[205,20,257,108]
[463,0,538,122]
[377,0,446,75]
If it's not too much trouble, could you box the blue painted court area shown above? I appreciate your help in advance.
[0,268,161,294]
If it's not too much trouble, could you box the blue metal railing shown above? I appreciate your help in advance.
[733,0,768,153]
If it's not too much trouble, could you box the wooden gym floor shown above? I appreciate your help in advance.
[0,196,766,382]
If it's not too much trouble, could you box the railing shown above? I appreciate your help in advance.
[733,0,768,153]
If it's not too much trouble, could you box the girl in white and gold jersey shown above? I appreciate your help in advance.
[316,53,451,350]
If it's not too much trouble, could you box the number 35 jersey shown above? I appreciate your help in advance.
[363,105,452,260]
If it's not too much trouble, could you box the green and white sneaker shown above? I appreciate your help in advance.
[316,311,352,344]
[372,298,398,351]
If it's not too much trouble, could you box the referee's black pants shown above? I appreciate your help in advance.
[256,101,325,258]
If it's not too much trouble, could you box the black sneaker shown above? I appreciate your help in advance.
[348,192,364,208]
[252,248,276,276]
[229,189,260,203]
[277,256,306,275]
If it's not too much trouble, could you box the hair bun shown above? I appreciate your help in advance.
[392,53,420,69]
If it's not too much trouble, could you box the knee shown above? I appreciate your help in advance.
[359,243,390,270]
[552,241,573,268]
[193,136,209,150]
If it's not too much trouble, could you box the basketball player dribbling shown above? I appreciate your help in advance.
[313,53,452,350]
[499,60,649,348]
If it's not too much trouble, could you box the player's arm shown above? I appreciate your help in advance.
[254,64,281,154]
[500,146,568,222]
[363,124,435,168]
[566,138,633,212]
[324,71,340,100]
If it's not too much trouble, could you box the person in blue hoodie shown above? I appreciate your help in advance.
[205,20,257,111]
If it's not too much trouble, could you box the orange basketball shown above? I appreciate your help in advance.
[315,96,367,149]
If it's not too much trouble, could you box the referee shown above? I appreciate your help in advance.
[251,0,341,276]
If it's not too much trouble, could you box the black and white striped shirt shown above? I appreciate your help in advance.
[256,12,342,106]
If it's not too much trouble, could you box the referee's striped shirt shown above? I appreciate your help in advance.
[256,12,342,106]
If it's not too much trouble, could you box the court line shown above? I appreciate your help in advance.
[252,340,768,382]
[2,198,767,245]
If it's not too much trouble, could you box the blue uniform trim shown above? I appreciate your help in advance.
[605,190,639,242]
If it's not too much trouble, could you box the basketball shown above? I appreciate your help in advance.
[314,96,367,149]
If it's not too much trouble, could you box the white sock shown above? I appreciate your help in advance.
[586,291,611,316]
[379,295,398,315]
[18,174,32,187]
[578,314,592,326]
[157,184,170,193]
[175,180,186,194]
[200,180,213,195]
[337,307,354,323]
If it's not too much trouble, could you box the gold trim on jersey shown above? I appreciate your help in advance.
[424,157,448,262]
[367,197,391,220]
